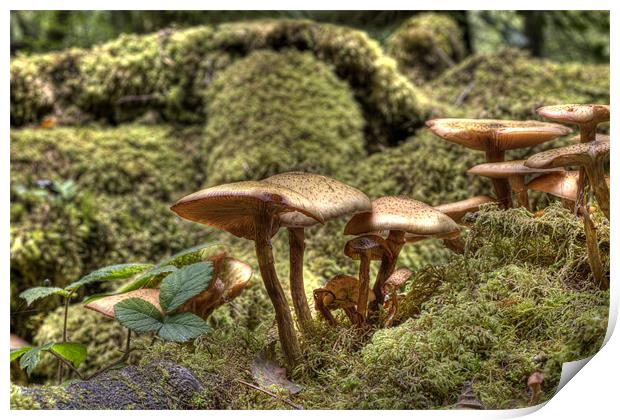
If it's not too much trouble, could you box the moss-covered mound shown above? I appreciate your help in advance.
[430,49,610,120]
[203,50,365,184]
[10,19,436,147]
[386,13,465,84]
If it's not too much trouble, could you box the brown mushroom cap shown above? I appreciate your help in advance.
[263,172,371,228]
[434,195,495,223]
[322,274,375,308]
[524,139,610,169]
[527,171,609,201]
[85,289,162,318]
[537,104,610,125]
[170,181,324,240]
[468,160,562,179]
[10,334,29,350]
[426,118,571,151]
[344,196,460,239]
[344,234,392,261]
[382,268,414,294]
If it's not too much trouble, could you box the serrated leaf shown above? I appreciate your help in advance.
[159,243,228,268]
[50,342,87,367]
[158,312,212,342]
[159,262,213,313]
[116,265,178,294]
[65,263,153,291]
[19,347,42,376]
[10,346,32,362]
[114,298,163,333]
[19,287,67,306]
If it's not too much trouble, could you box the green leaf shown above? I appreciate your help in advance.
[114,298,163,333]
[159,243,228,268]
[50,342,87,367]
[116,265,178,294]
[19,347,42,376]
[65,263,153,291]
[19,287,67,306]
[158,312,212,342]
[10,346,32,362]
[159,262,213,313]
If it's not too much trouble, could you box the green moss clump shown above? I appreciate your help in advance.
[386,13,465,83]
[203,50,365,184]
[430,48,610,120]
[10,384,42,409]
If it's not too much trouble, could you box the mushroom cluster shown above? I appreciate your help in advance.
[429,104,610,289]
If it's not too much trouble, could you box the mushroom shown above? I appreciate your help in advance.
[571,133,609,143]
[344,196,460,307]
[537,104,610,212]
[382,268,414,327]
[467,160,562,210]
[262,172,371,332]
[426,118,571,208]
[180,257,253,320]
[313,275,375,326]
[527,171,609,211]
[343,235,392,321]
[525,140,610,220]
[171,181,324,367]
[527,372,545,405]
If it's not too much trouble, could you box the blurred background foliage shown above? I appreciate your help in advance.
[11,10,609,63]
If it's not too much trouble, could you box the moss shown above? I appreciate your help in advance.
[10,383,42,409]
[386,13,465,83]
[430,48,610,120]
[203,50,365,184]
[10,20,435,147]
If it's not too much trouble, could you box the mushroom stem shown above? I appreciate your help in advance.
[580,204,607,290]
[287,227,313,332]
[313,290,337,326]
[574,122,597,215]
[508,175,530,210]
[254,210,301,368]
[372,231,406,308]
[584,163,610,220]
[356,255,371,322]
[485,149,513,208]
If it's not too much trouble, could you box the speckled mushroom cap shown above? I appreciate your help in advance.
[263,172,371,228]
[344,196,460,239]
[524,139,610,169]
[527,171,609,201]
[322,274,375,308]
[85,289,162,318]
[344,234,392,261]
[467,160,563,179]
[537,104,610,125]
[382,268,414,294]
[426,118,571,151]
[434,195,495,223]
[10,334,29,350]
[170,181,324,240]
[571,133,609,142]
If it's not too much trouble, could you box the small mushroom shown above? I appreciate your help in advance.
[537,104,610,212]
[525,140,610,220]
[434,195,496,224]
[344,235,392,321]
[85,289,163,317]
[427,118,571,208]
[262,172,371,332]
[528,171,609,211]
[382,268,414,327]
[455,381,484,410]
[527,372,545,405]
[344,196,460,307]
[313,275,374,326]
[180,257,253,319]
[171,180,324,367]
[468,160,562,210]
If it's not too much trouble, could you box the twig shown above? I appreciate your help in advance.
[49,350,84,381]
[237,379,303,410]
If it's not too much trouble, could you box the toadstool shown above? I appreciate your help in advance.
[171,180,324,367]
[313,274,375,326]
[382,268,414,327]
[262,172,371,332]
[426,118,570,208]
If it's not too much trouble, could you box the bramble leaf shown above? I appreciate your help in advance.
[159,262,213,313]
[159,243,228,268]
[65,263,153,291]
[115,265,178,294]
[50,342,87,368]
[114,298,163,333]
[19,287,68,306]
[157,312,211,342]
